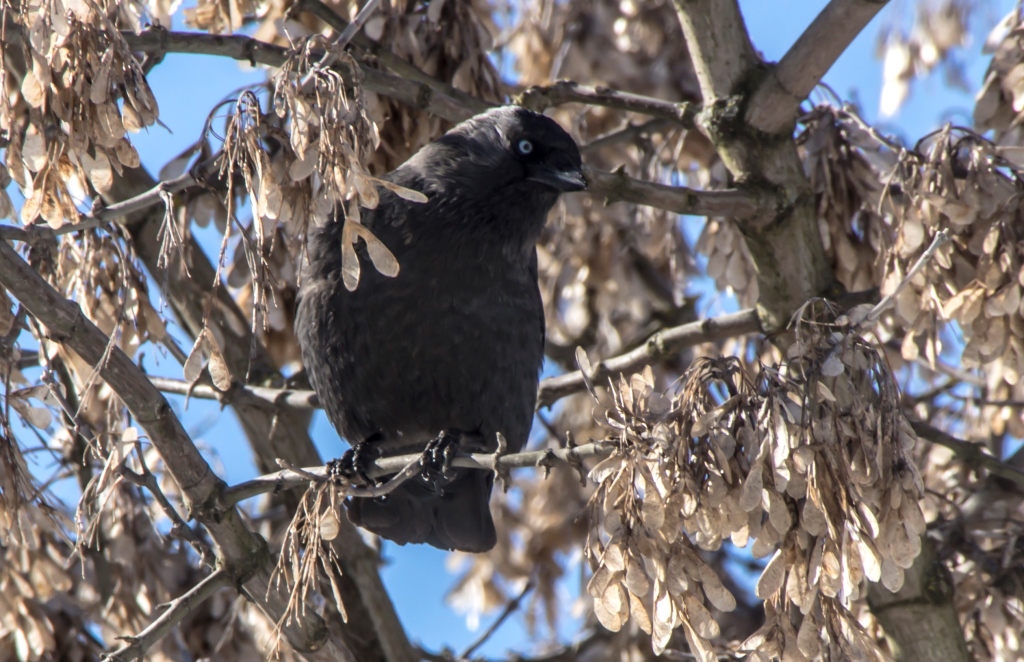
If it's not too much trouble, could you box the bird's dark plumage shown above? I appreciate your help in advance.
[296,106,585,552]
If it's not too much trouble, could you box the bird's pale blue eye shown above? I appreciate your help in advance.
[517,139,534,155]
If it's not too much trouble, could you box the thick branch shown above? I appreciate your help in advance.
[105,569,233,662]
[672,0,759,100]
[109,163,413,662]
[867,539,969,662]
[747,0,890,134]
[672,0,834,332]
[0,240,351,661]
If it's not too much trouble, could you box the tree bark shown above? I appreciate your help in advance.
[867,539,969,662]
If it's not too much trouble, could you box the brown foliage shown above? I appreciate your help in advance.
[1,0,1023,661]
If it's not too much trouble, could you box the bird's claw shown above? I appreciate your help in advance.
[328,437,381,488]
[419,429,461,494]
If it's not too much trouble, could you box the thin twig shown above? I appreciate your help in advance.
[517,81,699,130]
[289,0,488,112]
[459,579,535,660]
[278,454,425,499]
[881,340,984,387]
[537,308,762,408]
[103,568,233,662]
[221,442,615,508]
[861,229,950,328]
[581,118,673,155]
[119,448,215,565]
[0,171,197,242]
[298,0,382,91]
[148,375,321,409]
[39,363,94,442]
[946,394,1024,408]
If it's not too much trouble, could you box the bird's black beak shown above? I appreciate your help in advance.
[528,163,588,192]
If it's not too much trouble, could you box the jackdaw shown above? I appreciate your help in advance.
[296,106,586,552]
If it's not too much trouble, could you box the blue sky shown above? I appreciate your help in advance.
[9,0,1016,657]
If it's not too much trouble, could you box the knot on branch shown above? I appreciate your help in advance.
[701,95,745,140]
[535,449,558,479]
[515,80,578,112]
[565,431,588,487]
[493,432,512,492]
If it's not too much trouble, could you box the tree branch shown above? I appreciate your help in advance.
[866,539,969,662]
[118,451,214,565]
[119,27,475,123]
[104,568,233,662]
[672,0,834,333]
[114,29,767,220]
[580,118,673,155]
[861,229,949,328]
[288,0,489,114]
[584,167,766,218]
[221,442,615,508]
[0,171,197,243]
[144,309,762,413]
[458,579,535,661]
[746,0,891,134]
[148,375,321,409]
[0,239,352,661]
[297,0,383,91]
[911,421,1024,488]
[672,0,759,100]
[537,308,762,408]
[107,159,414,661]
[517,81,699,130]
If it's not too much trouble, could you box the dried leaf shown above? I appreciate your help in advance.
[341,218,361,292]
[740,463,763,512]
[349,221,399,279]
[184,332,209,383]
[698,563,735,612]
[594,581,628,632]
[207,342,232,391]
[80,150,113,195]
[320,510,340,541]
[821,351,844,377]
[375,177,429,203]
[756,548,786,599]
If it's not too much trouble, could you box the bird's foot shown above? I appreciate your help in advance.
[419,429,463,495]
[328,436,382,488]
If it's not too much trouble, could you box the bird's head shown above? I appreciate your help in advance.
[413,106,587,198]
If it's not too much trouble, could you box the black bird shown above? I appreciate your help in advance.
[296,106,586,552]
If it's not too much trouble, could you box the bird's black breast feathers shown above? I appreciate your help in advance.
[298,184,546,450]
[295,106,584,552]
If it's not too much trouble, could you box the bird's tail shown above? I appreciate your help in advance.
[346,470,497,553]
